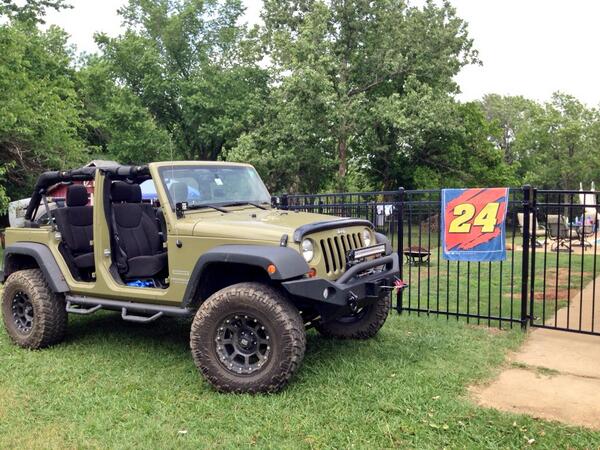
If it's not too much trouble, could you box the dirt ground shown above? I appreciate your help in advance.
[470,275,600,430]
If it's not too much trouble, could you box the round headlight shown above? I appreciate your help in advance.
[301,239,314,262]
[361,229,372,247]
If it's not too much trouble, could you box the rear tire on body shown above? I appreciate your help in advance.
[190,282,306,394]
[1,269,68,349]
[315,293,391,340]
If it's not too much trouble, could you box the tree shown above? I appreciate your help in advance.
[479,94,542,181]
[246,0,478,191]
[358,80,513,190]
[95,0,269,162]
[77,56,174,164]
[523,93,599,189]
[0,0,70,24]
[0,22,86,208]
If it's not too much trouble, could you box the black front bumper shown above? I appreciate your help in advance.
[281,253,400,307]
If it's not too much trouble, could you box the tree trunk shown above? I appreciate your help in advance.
[338,137,347,178]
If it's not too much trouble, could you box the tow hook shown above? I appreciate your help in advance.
[348,292,359,313]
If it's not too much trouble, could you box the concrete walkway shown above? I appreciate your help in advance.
[471,276,600,430]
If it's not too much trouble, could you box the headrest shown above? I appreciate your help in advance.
[129,184,142,203]
[170,182,188,204]
[111,181,132,203]
[66,184,89,207]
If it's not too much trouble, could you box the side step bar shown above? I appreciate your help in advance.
[65,295,195,322]
[121,308,163,323]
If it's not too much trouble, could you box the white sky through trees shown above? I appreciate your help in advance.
[43,0,600,106]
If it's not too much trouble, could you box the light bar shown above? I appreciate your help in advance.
[350,244,386,260]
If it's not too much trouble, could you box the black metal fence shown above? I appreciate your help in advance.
[281,187,600,335]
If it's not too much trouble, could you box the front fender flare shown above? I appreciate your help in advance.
[182,245,309,306]
[1,243,69,293]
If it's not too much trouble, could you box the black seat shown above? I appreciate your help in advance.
[54,184,95,273]
[129,182,167,242]
[111,181,167,279]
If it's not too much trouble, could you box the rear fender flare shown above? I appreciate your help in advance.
[1,243,69,293]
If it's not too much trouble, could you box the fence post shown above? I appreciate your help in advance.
[396,187,405,313]
[281,193,289,211]
[520,185,532,329]
[528,187,538,328]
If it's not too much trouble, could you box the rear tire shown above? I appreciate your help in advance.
[190,282,306,394]
[315,293,390,339]
[1,269,68,349]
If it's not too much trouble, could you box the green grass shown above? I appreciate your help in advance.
[1,312,600,449]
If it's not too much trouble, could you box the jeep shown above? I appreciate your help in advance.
[1,162,400,393]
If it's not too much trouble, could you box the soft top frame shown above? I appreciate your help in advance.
[24,164,150,221]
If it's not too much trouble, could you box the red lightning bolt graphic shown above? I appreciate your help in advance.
[444,188,508,251]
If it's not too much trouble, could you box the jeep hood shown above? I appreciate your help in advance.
[174,208,358,242]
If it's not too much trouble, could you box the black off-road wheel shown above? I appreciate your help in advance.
[190,282,306,394]
[1,269,67,349]
[315,293,391,339]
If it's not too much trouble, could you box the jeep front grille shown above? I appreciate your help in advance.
[319,233,363,276]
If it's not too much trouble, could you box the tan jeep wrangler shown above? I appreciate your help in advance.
[1,162,400,393]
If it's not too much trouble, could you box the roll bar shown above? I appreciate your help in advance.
[24,165,150,221]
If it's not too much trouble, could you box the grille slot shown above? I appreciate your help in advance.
[319,232,363,276]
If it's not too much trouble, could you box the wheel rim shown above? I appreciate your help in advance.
[215,314,271,375]
[11,291,34,334]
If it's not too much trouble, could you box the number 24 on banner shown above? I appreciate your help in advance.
[441,188,509,262]
[449,202,500,234]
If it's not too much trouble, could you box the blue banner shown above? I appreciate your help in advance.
[441,188,509,262]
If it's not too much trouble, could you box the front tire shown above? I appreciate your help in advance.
[315,293,390,339]
[1,269,68,349]
[190,282,306,394]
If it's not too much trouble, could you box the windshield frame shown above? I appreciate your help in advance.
[157,164,272,212]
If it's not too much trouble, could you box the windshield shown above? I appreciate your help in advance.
[158,165,271,210]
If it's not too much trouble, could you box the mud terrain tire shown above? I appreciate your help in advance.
[315,293,390,339]
[190,282,306,394]
[2,269,67,349]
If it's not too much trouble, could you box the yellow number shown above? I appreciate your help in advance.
[448,202,500,234]
[473,202,500,232]
[449,203,475,233]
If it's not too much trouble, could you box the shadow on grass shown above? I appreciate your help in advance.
[62,311,430,373]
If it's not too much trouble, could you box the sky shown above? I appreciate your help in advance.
[43,0,600,106]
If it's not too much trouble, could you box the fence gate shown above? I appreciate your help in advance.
[284,186,600,335]
[528,189,600,335]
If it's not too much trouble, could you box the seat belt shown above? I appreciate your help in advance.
[110,207,129,274]
[156,208,168,244]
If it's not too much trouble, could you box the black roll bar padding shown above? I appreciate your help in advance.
[24,166,98,220]
[24,165,151,221]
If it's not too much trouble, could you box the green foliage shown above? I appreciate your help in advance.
[0,22,86,206]
[95,0,269,162]
[0,0,70,24]
[77,57,174,164]
[481,93,600,189]
[1,0,599,207]
[230,0,499,192]
[0,165,10,213]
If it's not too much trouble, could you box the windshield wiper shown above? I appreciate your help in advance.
[222,201,269,210]
[186,204,230,213]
